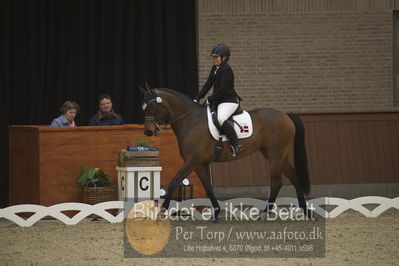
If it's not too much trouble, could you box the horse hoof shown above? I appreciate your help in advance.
[307,211,317,221]
[212,208,220,223]
[256,213,266,221]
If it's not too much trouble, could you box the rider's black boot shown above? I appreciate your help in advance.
[222,120,243,157]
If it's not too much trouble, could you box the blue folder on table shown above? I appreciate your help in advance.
[127,146,158,151]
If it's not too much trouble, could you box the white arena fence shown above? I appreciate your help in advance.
[1,197,398,227]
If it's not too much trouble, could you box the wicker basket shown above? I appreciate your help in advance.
[81,187,115,205]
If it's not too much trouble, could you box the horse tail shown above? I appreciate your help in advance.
[287,113,310,195]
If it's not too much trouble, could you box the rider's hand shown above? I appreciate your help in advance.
[193,99,198,103]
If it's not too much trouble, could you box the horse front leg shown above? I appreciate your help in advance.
[195,164,220,223]
[161,161,198,210]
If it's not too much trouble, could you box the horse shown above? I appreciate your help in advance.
[140,86,310,222]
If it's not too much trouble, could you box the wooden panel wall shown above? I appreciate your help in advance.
[9,127,40,205]
[212,112,399,186]
[10,112,399,204]
[9,125,205,206]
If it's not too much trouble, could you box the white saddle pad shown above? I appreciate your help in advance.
[207,106,253,141]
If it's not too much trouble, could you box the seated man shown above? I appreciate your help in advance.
[89,94,124,126]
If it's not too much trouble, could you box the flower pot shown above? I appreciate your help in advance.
[81,187,115,205]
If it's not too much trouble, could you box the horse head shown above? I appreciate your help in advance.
[140,83,202,137]
[139,83,169,136]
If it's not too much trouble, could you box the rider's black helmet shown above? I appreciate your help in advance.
[210,44,231,58]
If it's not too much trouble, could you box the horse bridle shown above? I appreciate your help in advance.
[144,98,194,130]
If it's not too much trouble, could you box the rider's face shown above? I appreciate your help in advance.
[213,56,223,66]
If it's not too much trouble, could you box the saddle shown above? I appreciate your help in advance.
[207,105,253,142]
[206,105,253,162]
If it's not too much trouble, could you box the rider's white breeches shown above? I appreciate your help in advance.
[217,102,239,126]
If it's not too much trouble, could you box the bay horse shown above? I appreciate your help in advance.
[140,87,310,222]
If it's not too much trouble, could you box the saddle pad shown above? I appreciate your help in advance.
[207,106,253,141]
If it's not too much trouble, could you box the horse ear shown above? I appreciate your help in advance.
[137,84,147,94]
[145,82,156,96]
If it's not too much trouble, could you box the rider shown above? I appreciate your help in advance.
[193,44,243,157]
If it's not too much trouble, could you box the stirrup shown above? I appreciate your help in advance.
[229,144,243,157]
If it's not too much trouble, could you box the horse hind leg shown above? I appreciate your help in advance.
[260,149,284,214]
[282,158,312,218]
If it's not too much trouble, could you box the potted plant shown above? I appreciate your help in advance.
[77,166,115,205]
[135,139,151,148]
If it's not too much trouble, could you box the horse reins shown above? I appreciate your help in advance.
[144,101,195,129]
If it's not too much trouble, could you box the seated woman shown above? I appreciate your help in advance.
[50,101,80,127]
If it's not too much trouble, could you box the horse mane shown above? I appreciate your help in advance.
[154,88,197,106]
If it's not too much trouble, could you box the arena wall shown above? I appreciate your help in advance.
[197,0,399,112]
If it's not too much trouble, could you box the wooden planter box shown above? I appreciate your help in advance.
[117,149,159,167]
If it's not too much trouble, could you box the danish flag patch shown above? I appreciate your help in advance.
[240,124,249,133]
